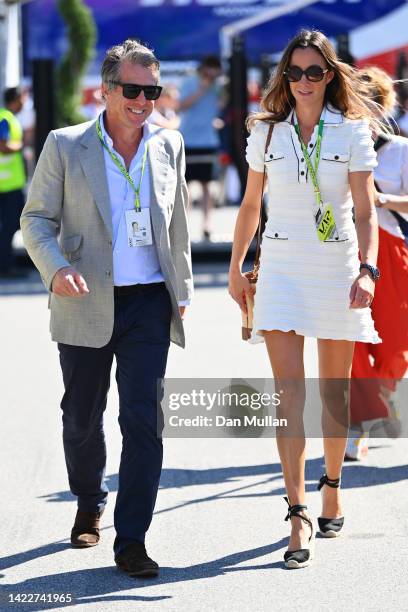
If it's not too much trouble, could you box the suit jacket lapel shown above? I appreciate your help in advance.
[79,121,113,237]
[147,132,170,246]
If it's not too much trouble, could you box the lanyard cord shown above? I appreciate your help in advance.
[294,119,324,209]
[96,117,148,211]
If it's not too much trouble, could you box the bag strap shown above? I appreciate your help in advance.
[254,122,274,268]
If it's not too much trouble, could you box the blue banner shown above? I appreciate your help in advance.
[23,0,406,68]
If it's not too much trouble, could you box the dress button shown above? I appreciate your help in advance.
[270,154,274,159]
[309,143,313,148]
[275,232,279,238]
[334,155,339,160]
[301,158,304,162]
[106,270,111,277]
[301,171,305,176]
[108,240,112,247]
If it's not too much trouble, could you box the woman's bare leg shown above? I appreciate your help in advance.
[264,330,310,550]
[317,339,355,518]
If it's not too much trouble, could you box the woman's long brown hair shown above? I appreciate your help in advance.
[247,29,382,132]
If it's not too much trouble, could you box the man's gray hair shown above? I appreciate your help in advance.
[101,39,160,89]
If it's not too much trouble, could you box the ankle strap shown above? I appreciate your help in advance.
[283,496,311,529]
[317,474,341,491]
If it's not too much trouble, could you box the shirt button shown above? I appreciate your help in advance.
[334,155,339,160]
[301,158,304,162]
[309,143,313,148]
[275,232,279,238]
[301,171,305,176]
[270,154,274,159]
[108,240,112,247]
[105,270,111,277]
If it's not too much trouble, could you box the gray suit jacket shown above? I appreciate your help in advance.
[20,119,193,348]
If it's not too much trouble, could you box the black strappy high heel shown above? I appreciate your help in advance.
[317,474,344,537]
[283,496,315,569]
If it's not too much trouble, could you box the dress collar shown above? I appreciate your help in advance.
[285,103,344,126]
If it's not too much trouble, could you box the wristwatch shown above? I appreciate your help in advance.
[359,263,380,281]
[377,194,387,207]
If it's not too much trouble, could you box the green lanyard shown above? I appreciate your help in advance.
[96,117,148,212]
[294,118,324,208]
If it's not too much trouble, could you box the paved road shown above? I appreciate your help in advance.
[0,265,407,611]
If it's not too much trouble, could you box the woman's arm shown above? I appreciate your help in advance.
[228,169,265,312]
[375,192,408,213]
[349,171,378,308]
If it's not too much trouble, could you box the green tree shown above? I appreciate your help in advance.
[56,0,97,127]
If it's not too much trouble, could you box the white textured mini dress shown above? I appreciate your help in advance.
[247,105,381,344]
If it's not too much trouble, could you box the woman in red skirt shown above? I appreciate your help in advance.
[348,67,408,459]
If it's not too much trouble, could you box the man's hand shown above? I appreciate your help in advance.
[51,266,89,297]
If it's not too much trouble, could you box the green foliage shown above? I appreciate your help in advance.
[56,0,97,127]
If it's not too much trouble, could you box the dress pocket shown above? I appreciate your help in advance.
[265,150,285,163]
[264,151,287,183]
[264,230,289,240]
[324,233,349,243]
[321,152,349,164]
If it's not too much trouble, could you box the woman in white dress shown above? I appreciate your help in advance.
[229,30,382,569]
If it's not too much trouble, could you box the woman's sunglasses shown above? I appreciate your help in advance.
[284,65,329,83]
[109,81,163,100]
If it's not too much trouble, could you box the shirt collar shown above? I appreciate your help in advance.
[285,103,343,126]
[98,111,151,149]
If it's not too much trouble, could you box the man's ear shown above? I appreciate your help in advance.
[101,83,108,102]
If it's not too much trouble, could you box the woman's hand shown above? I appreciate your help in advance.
[229,270,255,314]
[349,271,375,309]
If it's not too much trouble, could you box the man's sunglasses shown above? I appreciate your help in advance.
[284,65,329,83]
[109,81,162,100]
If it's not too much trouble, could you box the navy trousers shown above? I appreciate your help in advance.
[58,282,171,554]
[0,189,24,272]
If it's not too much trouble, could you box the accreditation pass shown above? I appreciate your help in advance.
[315,202,338,242]
[125,208,153,247]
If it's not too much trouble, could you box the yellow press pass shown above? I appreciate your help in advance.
[317,203,337,242]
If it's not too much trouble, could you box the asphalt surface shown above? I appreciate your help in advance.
[0,264,407,612]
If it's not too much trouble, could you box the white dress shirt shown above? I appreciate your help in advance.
[99,113,164,287]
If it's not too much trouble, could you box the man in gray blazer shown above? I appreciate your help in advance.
[21,39,193,577]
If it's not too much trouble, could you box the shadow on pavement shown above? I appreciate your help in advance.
[39,455,407,508]
[0,539,287,610]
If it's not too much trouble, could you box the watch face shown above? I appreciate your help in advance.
[360,263,380,280]
[378,195,387,204]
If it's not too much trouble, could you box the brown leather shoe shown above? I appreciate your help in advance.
[115,542,159,577]
[71,509,104,548]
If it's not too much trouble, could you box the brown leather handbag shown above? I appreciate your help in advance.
[242,123,274,341]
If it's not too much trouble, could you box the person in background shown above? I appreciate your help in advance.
[0,87,26,277]
[347,66,408,460]
[149,85,180,130]
[179,56,222,240]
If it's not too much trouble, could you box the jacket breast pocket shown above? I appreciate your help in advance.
[61,234,83,262]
